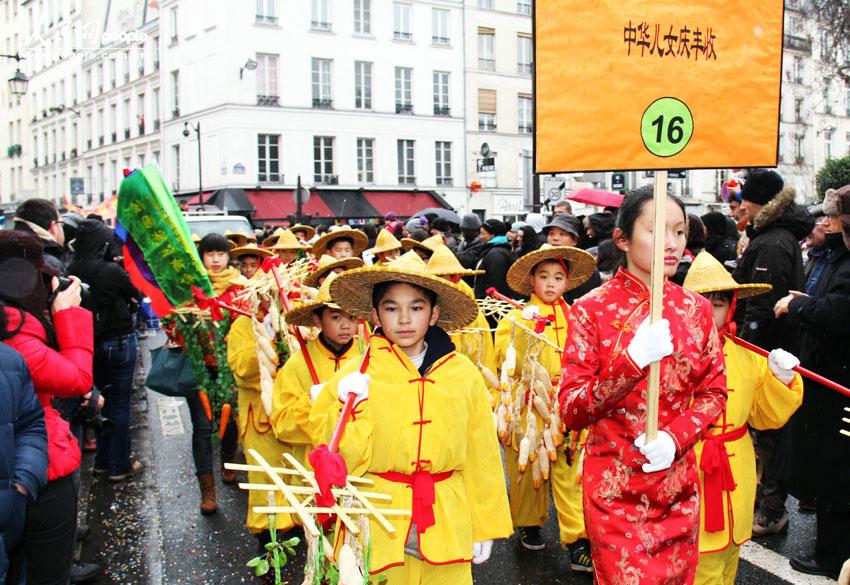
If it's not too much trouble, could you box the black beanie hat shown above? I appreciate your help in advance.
[481,218,507,236]
[740,169,784,205]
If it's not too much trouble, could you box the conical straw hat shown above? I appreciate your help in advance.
[506,244,596,296]
[329,250,478,330]
[311,227,369,258]
[271,229,310,251]
[683,251,772,299]
[426,244,483,277]
[262,227,287,248]
[285,272,344,327]
[365,229,402,256]
[225,230,255,247]
[304,254,365,288]
[400,234,444,254]
[290,223,316,241]
[231,243,273,259]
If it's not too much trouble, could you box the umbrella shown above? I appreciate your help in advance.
[567,188,624,209]
[412,207,460,225]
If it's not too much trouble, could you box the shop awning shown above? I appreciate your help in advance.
[247,189,335,221]
[362,190,451,217]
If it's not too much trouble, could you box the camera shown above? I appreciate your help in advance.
[73,386,111,432]
[48,276,91,306]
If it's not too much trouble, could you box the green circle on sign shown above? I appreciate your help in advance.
[640,97,694,158]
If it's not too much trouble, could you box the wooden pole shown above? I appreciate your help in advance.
[645,170,668,442]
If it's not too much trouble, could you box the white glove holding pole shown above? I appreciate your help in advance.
[634,431,677,473]
[472,540,493,565]
[337,372,370,406]
[309,383,325,402]
[262,313,276,338]
[521,305,541,321]
[627,317,674,369]
[768,348,799,384]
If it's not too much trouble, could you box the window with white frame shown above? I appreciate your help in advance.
[433,71,449,115]
[354,61,372,110]
[153,88,160,128]
[394,3,412,41]
[171,70,179,117]
[518,94,532,133]
[432,8,449,45]
[313,136,335,183]
[257,134,280,182]
[825,128,834,159]
[478,89,497,130]
[311,58,333,107]
[395,67,413,113]
[256,53,279,104]
[824,80,832,115]
[517,34,532,75]
[517,0,531,15]
[137,93,146,133]
[397,139,415,184]
[311,0,331,31]
[172,145,180,189]
[435,141,452,186]
[255,0,277,24]
[793,57,803,83]
[357,137,374,183]
[478,0,493,8]
[169,6,177,44]
[778,134,784,162]
[795,134,805,162]
[354,0,371,34]
[478,28,495,71]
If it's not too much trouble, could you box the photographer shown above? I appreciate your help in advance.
[0,231,96,585]
[68,219,143,482]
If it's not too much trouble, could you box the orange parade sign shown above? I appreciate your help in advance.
[534,1,785,173]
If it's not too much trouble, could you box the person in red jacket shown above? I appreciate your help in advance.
[0,230,97,585]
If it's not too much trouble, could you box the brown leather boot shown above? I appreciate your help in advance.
[221,451,237,485]
[198,474,217,515]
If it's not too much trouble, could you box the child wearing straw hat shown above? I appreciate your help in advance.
[493,244,596,570]
[290,223,317,245]
[684,251,802,585]
[231,243,273,280]
[425,245,497,391]
[400,233,444,261]
[311,251,511,584]
[270,272,363,457]
[271,229,310,265]
[304,254,365,289]
[365,229,403,265]
[311,227,369,260]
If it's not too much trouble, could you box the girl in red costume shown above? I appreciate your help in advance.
[558,187,727,584]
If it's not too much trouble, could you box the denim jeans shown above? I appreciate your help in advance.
[186,390,237,477]
[93,333,138,476]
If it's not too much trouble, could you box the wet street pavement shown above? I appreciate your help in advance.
[74,334,836,584]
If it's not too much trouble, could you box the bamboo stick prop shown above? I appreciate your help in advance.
[645,170,668,442]
[842,407,850,438]
[730,335,850,399]
[238,483,392,501]
[224,462,372,485]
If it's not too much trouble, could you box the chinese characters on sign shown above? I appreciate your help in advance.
[623,22,717,60]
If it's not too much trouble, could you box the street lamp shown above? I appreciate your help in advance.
[1,53,28,97]
[183,121,203,205]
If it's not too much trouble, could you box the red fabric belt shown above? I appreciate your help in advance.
[376,469,453,534]
[700,424,749,533]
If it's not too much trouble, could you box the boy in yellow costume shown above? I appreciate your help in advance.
[311,251,512,584]
[271,272,363,455]
[426,245,497,389]
[494,244,596,572]
[684,251,803,585]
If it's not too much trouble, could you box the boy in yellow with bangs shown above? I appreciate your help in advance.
[311,251,511,584]
[684,251,803,585]
[270,272,363,456]
[494,244,596,572]
[425,245,498,390]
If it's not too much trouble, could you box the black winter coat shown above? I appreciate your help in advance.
[773,233,850,507]
[68,219,141,340]
[474,240,514,310]
[733,189,813,353]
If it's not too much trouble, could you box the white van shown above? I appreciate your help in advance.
[183,208,254,238]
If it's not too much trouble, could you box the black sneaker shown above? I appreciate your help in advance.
[790,555,840,580]
[568,539,594,573]
[518,526,545,551]
[69,562,101,584]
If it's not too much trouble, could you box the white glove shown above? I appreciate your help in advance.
[337,372,370,406]
[627,317,673,369]
[309,383,325,402]
[472,540,493,565]
[768,348,799,384]
[634,431,677,473]
[262,313,275,339]
[521,305,541,321]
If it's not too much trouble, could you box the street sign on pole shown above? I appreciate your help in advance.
[611,173,625,191]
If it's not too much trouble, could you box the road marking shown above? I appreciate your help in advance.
[156,397,186,436]
[741,540,835,585]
